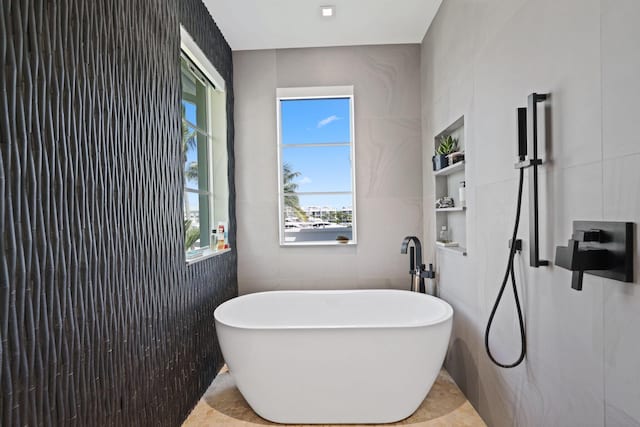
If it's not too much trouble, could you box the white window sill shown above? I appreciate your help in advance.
[280,241,357,247]
[185,248,231,266]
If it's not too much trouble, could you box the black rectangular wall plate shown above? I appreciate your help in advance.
[574,221,634,282]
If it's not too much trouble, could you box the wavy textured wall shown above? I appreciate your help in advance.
[0,0,236,425]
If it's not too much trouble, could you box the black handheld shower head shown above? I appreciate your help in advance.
[517,107,527,161]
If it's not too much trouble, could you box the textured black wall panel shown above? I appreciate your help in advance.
[0,0,237,425]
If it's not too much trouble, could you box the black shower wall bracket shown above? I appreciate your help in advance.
[555,221,634,291]
[515,92,550,268]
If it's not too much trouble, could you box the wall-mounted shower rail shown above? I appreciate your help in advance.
[514,93,549,268]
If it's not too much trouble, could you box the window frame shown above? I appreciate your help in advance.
[182,56,214,232]
[276,86,357,247]
[180,27,230,263]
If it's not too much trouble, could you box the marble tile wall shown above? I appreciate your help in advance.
[421,0,640,426]
[234,45,423,294]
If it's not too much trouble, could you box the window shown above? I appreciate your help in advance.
[180,28,229,260]
[277,86,356,246]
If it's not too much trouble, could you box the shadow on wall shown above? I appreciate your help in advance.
[446,336,479,405]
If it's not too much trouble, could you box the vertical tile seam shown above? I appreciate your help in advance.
[599,0,606,426]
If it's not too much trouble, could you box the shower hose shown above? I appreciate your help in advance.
[484,167,527,368]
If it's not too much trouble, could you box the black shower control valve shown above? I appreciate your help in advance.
[555,221,634,291]
[573,229,603,243]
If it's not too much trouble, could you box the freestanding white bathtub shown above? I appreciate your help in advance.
[214,289,453,424]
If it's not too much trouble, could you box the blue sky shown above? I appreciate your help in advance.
[281,98,353,209]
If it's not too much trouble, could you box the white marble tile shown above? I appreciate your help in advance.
[275,45,422,119]
[355,197,423,288]
[234,117,278,204]
[479,165,603,426]
[277,248,359,288]
[235,200,279,254]
[467,0,528,60]
[472,0,601,187]
[355,117,421,199]
[602,0,640,160]
[419,0,640,426]
[233,50,278,205]
[603,154,640,425]
[233,50,277,120]
[466,137,604,427]
[444,303,482,407]
[234,45,423,294]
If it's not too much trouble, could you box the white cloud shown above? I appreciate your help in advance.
[298,176,312,185]
[317,115,340,128]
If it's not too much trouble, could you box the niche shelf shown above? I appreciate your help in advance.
[433,160,465,177]
[437,245,468,256]
[433,116,467,256]
[436,206,465,213]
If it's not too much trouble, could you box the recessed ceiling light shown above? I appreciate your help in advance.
[321,5,335,17]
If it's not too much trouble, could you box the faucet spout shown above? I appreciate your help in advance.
[401,236,422,268]
[401,236,424,292]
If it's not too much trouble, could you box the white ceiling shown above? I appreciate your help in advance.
[203,0,443,51]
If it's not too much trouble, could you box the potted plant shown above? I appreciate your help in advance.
[433,135,458,171]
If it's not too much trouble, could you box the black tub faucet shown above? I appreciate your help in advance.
[401,236,436,293]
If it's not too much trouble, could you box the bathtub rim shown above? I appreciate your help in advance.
[214,289,453,331]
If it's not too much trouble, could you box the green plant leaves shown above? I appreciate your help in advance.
[436,135,458,155]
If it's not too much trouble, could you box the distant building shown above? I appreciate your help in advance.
[284,205,352,223]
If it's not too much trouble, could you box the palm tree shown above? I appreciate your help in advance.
[184,219,200,250]
[283,162,307,221]
[182,104,199,183]
[182,104,200,249]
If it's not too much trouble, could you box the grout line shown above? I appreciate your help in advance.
[599,1,606,425]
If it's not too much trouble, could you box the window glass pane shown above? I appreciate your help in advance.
[184,192,200,224]
[182,123,210,193]
[281,98,351,144]
[184,191,201,249]
[283,194,354,244]
[282,145,352,193]
[181,61,209,136]
[197,193,211,248]
[183,192,212,249]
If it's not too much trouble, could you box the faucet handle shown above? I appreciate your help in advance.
[571,271,584,291]
[555,238,610,291]
[420,263,436,279]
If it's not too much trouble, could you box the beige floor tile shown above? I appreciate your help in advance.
[182,367,485,426]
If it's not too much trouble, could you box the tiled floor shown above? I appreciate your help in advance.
[182,367,486,426]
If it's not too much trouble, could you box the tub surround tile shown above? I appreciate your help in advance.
[232,50,277,120]
[602,155,640,425]
[356,117,422,199]
[601,0,640,160]
[470,165,605,427]
[420,0,621,423]
[275,45,422,120]
[235,45,423,296]
[182,367,486,427]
